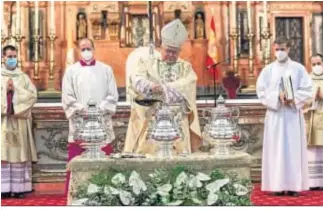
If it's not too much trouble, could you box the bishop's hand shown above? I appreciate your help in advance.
[150,84,164,94]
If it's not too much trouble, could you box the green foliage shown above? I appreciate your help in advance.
[74,166,253,206]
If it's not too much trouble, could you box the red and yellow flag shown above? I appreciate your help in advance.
[206,14,220,80]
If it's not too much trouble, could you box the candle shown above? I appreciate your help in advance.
[16,1,20,34]
[231,1,237,30]
[50,0,55,33]
[35,0,39,31]
[247,0,252,32]
[2,9,6,36]
[263,0,268,29]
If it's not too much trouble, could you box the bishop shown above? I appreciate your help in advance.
[124,19,202,155]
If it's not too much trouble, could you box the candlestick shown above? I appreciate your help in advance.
[48,33,57,80]
[261,28,272,65]
[1,31,9,66]
[32,32,41,80]
[38,31,61,98]
[247,31,255,78]
[50,0,55,33]
[241,30,256,93]
[229,28,239,74]
[12,33,25,69]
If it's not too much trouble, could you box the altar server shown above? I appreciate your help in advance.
[256,37,313,196]
[124,19,202,155]
[1,45,38,199]
[305,54,323,190]
[62,38,119,195]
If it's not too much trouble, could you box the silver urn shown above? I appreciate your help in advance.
[148,105,181,157]
[203,95,241,155]
[74,100,108,159]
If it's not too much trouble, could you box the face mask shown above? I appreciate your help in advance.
[312,65,323,75]
[275,50,288,62]
[6,58,17,69]
[81,50,93,61]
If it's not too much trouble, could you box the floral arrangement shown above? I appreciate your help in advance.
[73,167,253,206]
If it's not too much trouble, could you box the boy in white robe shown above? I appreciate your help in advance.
[62,38,119,195]
[256,37,313,196]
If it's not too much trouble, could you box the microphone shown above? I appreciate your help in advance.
[206,53,241,69]
[206,58,230,69]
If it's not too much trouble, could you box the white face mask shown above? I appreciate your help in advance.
[312,65,323,75]
[275,50,288,62]
[81,50,93,61]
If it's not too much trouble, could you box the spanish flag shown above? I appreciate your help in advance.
[206,14,220,81]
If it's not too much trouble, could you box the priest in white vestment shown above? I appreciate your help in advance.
[304,54,323,190]
[256,37,313,196]
[124,19,202,155]
[1,45,37,199]
[62,38,119,195]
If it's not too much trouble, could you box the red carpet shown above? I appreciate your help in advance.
[1,184,323,206]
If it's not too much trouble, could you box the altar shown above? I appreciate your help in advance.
[67,152,252,205]
[31,99,265,185]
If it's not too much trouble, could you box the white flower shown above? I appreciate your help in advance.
[190,191,203,205]
[233,183,249,196]
[119,190,134,206]
[196,172,211,181]
[87,183,99,194]
[206,178,230,193]
[157,184,172,196]
[104,185,119,195]
[166,200,184,206]
[175,172,188,187]
[187,175,202,189]
[111,173,126,186]
[129,171,147,195]
[207,192,219,205]
[72,198,88,206]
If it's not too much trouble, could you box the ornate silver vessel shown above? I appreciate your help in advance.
[74,100,108,159]
[203,96,241,155]
[148,105,181,157]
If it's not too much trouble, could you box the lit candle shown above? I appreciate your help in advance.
[231,1,237,30]
[263,0,268,29]
[16,0,20,34]
[247,0,252,31]
[50,0,55,33]
[35,0,39,31]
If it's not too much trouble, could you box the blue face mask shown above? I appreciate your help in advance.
[6,58,17,68]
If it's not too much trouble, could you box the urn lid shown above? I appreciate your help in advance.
[87,99,97,107]
[212,95,230,116]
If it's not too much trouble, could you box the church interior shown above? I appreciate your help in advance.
[1,0,323,206]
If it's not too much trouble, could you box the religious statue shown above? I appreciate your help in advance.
[77,13,88,40]
[195,13,205,39]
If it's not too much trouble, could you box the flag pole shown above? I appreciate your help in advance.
[211,8,217,107]
[148,1,154,57]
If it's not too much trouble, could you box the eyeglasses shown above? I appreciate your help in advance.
[6,55,17,58]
